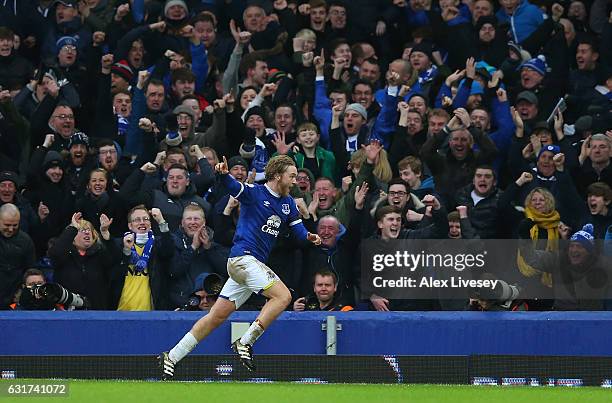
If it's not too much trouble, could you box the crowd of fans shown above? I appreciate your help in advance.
[0,0,610,312]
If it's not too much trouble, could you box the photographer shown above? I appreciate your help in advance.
[468,273,527,311]
[11,269,89,311]
[177,272,223,312]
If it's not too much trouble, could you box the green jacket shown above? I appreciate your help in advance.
[289,146,337,183]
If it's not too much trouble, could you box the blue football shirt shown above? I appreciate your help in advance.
[221,174,309,263]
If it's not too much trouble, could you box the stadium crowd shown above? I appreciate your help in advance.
[0,0,610,312]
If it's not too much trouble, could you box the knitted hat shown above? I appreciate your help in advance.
[0,171,19,187]
[267,69,288,84]
[43,68,59,83]
[111,60,134,83]
[345,103,367,120]
[227,156,249,170]
[56,36,77,53]
[68,132,89,149]
[164,0,188,16]
[244,106,266,123]
[519,55,548,76]
[537,144,560,160]
[570,223,595,253]
[475,15,497,33]
[410,42,433,61]
[172,105,196,121]
[508,41,532,63]
[42,151,64,171]
[165,131,182,147]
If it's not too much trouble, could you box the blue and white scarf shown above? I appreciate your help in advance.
[417,65,438,85]
[127,231,155,273]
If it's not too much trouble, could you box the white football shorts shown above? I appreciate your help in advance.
[219,255,280,309]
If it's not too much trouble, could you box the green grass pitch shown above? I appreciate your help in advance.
[2,381,611,403]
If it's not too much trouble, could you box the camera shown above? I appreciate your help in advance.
[20,283,90,310]
[178,273,223,311]
[470,274,522,311]
[179,295,202,311]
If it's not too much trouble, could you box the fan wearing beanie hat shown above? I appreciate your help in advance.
[68,132,90,167]
[228,156,249,172]
[570,223,595,254]
[535,144,560,178]
[337,103,368,155]
[161,105,197,148]
[244,106,268,137]
[519,55,547,89]
[42,151,65,183]
[111,60,134,90]
[56,36,78,68]
[344,103,367,121]
[172,105,196,140]
[55,36,77,54]
[0,171,19,203]
[164,0,189,23]
[476,15,498,43]
[409,42,434,73]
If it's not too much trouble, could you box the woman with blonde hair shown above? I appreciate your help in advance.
[516,186,571,310]
[349,147,393,187]
[48,212,118,309]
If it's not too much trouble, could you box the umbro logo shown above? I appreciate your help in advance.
[263,201,270,207]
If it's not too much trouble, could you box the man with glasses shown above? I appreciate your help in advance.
[31,103,77,152]
[296,168,314,193]
[41,0,92,63]
[351,80,379,127]
[328,1,348,40]
[96,139,133,189]
[114,205,173,311]
[368,178,427,231]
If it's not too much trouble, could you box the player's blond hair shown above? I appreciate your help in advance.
[265,155,296,181]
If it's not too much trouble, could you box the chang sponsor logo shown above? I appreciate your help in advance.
[261,215,281,236]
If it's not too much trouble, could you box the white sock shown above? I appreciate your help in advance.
[168,332,198,363]
[239,320,264,346]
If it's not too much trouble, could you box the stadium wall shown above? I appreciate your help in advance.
[2,311,612,356]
